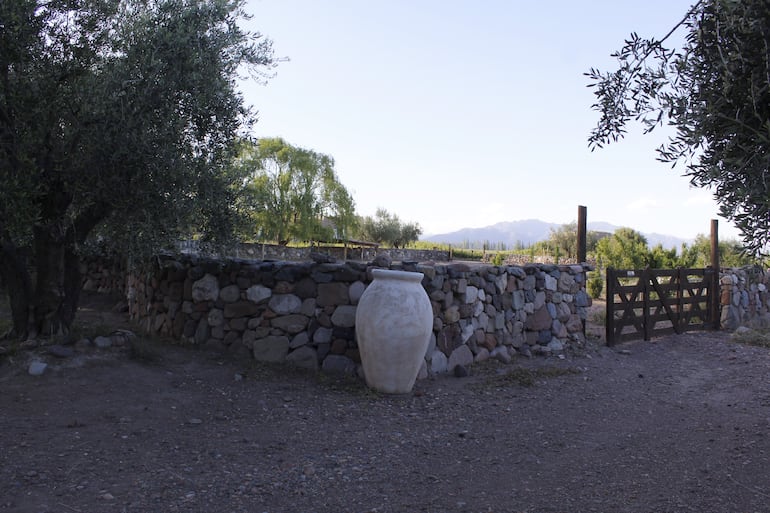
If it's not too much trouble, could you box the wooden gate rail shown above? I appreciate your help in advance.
[606,267,718,346]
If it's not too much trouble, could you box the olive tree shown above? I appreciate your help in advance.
[357,208,422,248]
[587,0,770,256]
[0,0,276,339]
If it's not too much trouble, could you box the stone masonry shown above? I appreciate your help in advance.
[119,255,592,378]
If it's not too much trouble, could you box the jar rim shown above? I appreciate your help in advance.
[371,268,424,282]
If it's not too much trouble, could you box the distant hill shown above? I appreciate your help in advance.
[422,219,690,249]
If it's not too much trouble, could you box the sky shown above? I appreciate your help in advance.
[238,0,741,242]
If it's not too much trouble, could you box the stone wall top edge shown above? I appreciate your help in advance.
[152,254,593,274]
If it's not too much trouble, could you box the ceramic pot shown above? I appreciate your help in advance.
[355,269,433,394]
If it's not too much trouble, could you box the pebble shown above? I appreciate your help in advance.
[187,418,203,425]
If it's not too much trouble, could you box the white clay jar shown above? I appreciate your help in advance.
[355,269,433,394]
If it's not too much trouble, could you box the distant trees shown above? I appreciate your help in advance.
[593,228,755,270]
[356,209,422,248]
[237,138,356,245]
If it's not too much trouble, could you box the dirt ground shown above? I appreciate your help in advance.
[3,293,770,513]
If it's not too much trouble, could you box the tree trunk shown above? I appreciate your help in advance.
[0,240,33,340]
[31,224,81,338]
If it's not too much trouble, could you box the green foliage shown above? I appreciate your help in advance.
[587,0,770,256]
[593,227,757,271]
[594,227,650,269]
[547,222,578,260]
[236,138,356,245]
[0,0,276,337]
[587,271,604,299]
[490,252,505,266]
[356,208,422,248]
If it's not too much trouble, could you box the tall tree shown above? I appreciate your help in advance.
[594,228,650,270]
[587,0,770,255]
[0,0,276,339]
[547,222,578,260]
[239,137,356,244]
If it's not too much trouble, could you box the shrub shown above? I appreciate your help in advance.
[587,271,604,299]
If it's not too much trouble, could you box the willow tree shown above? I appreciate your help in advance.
[587,0,770,255]
[0,0,276,339]
[238,137,357,245]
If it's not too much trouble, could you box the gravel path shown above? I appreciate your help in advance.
[2,325,770,513]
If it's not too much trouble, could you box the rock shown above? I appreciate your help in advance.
[289,332,310,349]
[525,306,552,331]
[490,346,512,364]
[372,253,392,268]
[28,361,47,376]
[286,346,319,371]
[94,336,113,348]
[547,338,565,352]
[313,327,333,344]
[246,285,272,304]
[47,345,75,358]
[268,294,303,315]
[330,305,357,328]
[454,364,469,378]
[429,350,448,374]
[474,347,490,363]
[253,336,289,362]
[348,281,366,305]
[321,354,356,375]
[207,309,224,327]
[191,274,219,302]
[317,283,350,307]
[219,284,240,303]
[270,314,309,334]
[448,345,473,371]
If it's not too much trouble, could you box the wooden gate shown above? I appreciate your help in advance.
[605,267,719,345]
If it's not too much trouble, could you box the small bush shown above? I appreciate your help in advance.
[587,271,603,299]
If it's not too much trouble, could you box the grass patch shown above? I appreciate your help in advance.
[730,327,770,348]
[481,365,582,388]
[590,308,606,326]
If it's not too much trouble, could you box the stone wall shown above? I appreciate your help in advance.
[720,266,770,329]
[118,255,592,378]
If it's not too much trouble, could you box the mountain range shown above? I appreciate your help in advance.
[421,219,690,249]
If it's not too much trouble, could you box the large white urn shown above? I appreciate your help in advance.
[355,269,433,394]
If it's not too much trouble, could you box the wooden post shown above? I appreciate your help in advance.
[606,267,615,346]
[643,267,651,341]
[710,219,720,329]
[577,205,587,263]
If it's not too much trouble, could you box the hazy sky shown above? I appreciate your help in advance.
[239,0,741,241]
